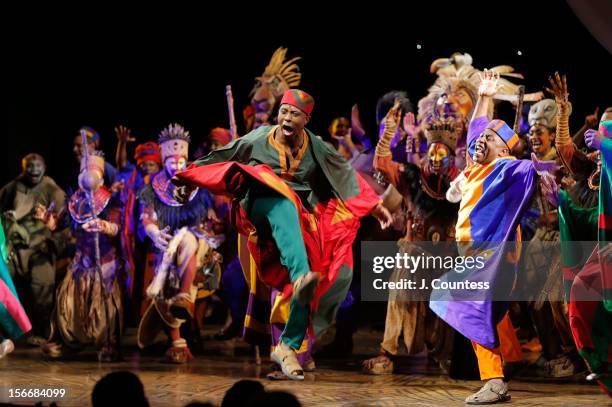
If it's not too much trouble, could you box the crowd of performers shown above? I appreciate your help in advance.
[1,48,611,404]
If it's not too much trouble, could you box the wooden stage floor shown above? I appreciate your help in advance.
[1,327,610,406]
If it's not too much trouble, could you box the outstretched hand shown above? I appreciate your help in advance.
[545,72,569,107]
[477,69,503,97]
[383,99,402,135]
[114,125,136,143]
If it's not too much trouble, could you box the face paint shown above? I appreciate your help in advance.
[427,143,451,174]
[164,156,187,178]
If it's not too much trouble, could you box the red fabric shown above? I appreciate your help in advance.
[599,214,612,231]
[176,162,379,308]
[568,248,611,358]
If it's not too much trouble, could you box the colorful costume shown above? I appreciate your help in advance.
[364,116,460,373]
[0,218,32,355]
[176,90,381,377]
[430,116,535,381]
[521,98,582,377]
[114,141,161,316]
[558,115,612,396]
[45,152,125,361]
[137,124,213,363]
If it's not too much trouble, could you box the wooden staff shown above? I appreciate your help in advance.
[80,129,111,349]
[226,85,238,139]
[513,85,525,134]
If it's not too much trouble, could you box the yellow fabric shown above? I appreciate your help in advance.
[456,156,516,242]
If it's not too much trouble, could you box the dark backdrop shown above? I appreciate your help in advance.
[6,1,612,189]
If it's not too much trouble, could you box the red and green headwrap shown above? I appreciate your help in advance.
[280,89,315,115]
[209,127,232,147]
[486,119,519,150]
[134,142,162,166]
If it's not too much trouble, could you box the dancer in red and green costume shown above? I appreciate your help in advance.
[552,71,612,396]
[174,89,392,380]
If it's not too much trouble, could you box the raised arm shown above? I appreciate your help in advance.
[114,125,136,170]
[373,99,403,187]
[548,73,594,177]
[466,69,503,163]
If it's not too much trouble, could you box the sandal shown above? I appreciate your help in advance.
[0,339,15,359]
[465,379,511,405]
[271,342,304,381]
[41,341,63,359]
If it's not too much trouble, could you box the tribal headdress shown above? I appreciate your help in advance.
[245,47,302,131]
[251,47,302,101]
[158,123,190,161]
[418,52,543,126]
[528,98,572,130]
[425,117,459,152]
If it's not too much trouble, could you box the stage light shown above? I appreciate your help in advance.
[517,50,522,56]
[416,44,422,50]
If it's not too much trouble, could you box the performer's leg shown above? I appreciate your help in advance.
[471,313,523,380]
[472,341,505,380]
[380,301,404,356]
[279,297,309,350]
[170,232,198,322]
[402,301,425,355]
[498,313,523,363]
[30,254,55,341]
[176,231,198,294]
[249,194,310,282]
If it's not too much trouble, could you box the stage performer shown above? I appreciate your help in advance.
[363,100,459,374]
[43,149,125,362]
[136,123,214,364]
[173,89,392,380]
[430,69,556,404]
